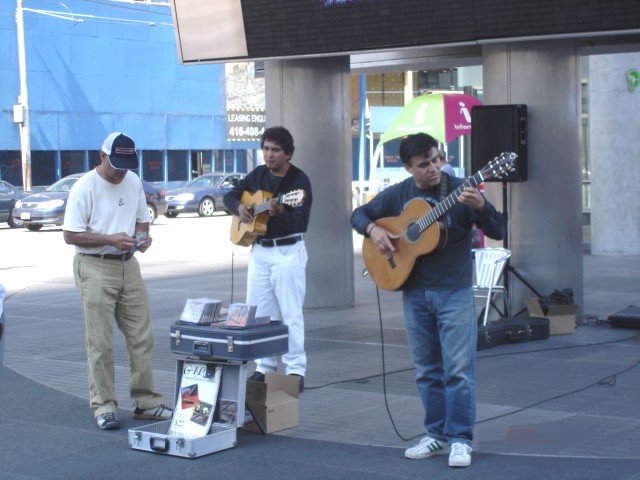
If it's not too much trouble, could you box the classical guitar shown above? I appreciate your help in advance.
[362,152,517,291]
[230,189,306,246]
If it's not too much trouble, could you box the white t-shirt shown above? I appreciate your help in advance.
[63,170,150,255]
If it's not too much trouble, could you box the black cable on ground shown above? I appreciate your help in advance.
[375,285,419,441]
[230,251,235,305]
[305,285,640,442]
[475,355,640,424]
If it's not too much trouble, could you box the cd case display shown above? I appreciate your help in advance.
[179,298,222,324]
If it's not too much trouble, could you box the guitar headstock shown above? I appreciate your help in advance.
[480,152,517,181]
[279,189,306,207]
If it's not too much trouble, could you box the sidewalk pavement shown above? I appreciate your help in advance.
[1,221,640,479]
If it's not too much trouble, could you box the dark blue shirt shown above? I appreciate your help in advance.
[223,164,312,239]
[351,174,506,290]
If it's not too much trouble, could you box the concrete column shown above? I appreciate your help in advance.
[589,52,640,255]
[265,57,354,309]
[482,41,584,313]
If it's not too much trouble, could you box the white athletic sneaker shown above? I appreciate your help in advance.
[448,442,472,467]
[404,436,449,459]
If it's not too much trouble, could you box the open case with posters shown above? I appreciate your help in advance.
[128,358,247,458]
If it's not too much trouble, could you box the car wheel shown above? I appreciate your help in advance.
[164,211,179,218]
[8,210,21,228]
[147,203,157,224]
[198,197,215,217]
[26,224,43,231]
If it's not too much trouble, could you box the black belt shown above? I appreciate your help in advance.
[82,252,134,261]
[257,235,303,247]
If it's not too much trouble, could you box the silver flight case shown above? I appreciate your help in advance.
[128,358,247,458]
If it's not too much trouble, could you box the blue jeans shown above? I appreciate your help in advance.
[402,286,477,446]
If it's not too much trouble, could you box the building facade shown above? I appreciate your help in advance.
[1,0,258,189]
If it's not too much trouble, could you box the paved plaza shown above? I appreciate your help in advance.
[1,215,640,479]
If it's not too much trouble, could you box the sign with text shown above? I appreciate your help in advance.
[227,110,265,142]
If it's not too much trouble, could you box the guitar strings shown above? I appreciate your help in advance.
[410,176,478,237]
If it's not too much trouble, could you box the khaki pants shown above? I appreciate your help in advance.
[73,254,164,417]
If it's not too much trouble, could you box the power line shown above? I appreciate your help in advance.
[22,7,173,26]
[82,0,172,15]
[22,0,173,27]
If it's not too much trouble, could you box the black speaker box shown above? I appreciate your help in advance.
[608,305,640,329]
[471,105,528,182]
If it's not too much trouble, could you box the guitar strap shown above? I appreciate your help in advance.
[436,173,451,230]
[439,172,449,200]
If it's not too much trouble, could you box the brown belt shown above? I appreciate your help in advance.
[82,252,134,261]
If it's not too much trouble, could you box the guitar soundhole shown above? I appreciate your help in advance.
[405,222,421,244]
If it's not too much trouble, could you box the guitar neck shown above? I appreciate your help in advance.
[415,172,484,233]
[251,194,283,216]
[252,202,270,216]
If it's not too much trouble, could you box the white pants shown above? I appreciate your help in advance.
[247,240,307,376]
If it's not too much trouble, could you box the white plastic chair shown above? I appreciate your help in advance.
[473,247,511,326]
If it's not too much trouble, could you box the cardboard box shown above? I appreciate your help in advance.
[243,373,299,433]
[525,297,578,335]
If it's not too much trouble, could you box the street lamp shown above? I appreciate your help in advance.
[15,0,32,192]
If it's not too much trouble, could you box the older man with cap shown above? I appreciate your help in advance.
[63,132,172,431]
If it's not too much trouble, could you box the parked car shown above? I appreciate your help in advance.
[0,180,26,228]
[12,173,168,231]
[144,182,168,221]
[164,172,244,218]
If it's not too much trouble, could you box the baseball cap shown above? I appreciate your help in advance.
[101,132,139,170]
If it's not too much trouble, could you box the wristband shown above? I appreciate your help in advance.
[367,224,377,236]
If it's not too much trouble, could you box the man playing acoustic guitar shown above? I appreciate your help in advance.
[223,126,312,393]
[351,133,506,468]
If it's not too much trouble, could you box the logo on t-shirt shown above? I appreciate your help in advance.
[119,198,124,206]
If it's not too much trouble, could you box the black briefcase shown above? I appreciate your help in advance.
[608,305,640,329]
[477,317,550,351]
[170,321,289,361]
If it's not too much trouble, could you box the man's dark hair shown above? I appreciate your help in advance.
[398,133,438,165]
[261,126,295,155]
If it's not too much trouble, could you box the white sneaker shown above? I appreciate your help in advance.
[404,436,449,459]
[448,442,472,467]
[95,412,119,430]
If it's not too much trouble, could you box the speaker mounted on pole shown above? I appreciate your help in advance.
[471,105,528,182]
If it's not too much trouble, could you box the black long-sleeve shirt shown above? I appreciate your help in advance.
[223,164,313,239]
[351,174,506,290]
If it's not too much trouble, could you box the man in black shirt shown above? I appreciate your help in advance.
[351,133,505,467]
[223,126,312,393]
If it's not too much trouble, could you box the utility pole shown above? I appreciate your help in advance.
[15,0,32,191]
